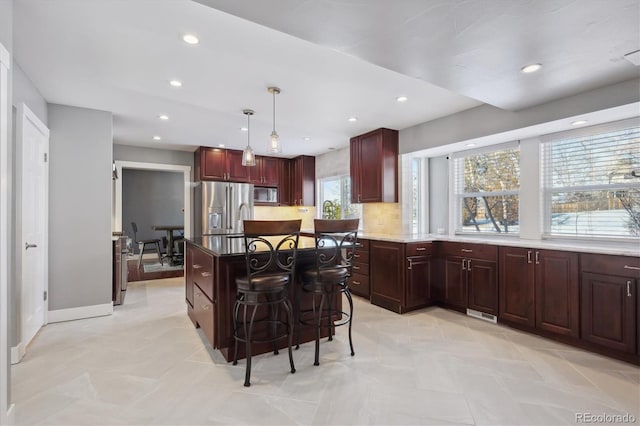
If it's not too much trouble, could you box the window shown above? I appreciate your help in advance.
[541,121,640,239]
[452,144,520,234]
[411,158,420,234]
[318,176,362,224]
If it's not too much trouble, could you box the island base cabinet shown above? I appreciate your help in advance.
[193,283,215,345]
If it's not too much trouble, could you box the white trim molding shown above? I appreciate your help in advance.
[48,303,113,323]
[113,160,192,238]
[10,343,25,365]
[0,40,14,425]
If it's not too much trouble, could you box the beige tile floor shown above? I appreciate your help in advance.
[12,277,640,425]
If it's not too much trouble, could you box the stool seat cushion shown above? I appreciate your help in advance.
[236,274,289,292]
[302,266,349,283]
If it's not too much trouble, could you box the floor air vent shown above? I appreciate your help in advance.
[466,308,497,324]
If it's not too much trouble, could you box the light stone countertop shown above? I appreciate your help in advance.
[335,231,639,257]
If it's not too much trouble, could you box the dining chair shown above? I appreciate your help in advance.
[232,219,301,387]
[297,218,359,365]
[131,221,163,270]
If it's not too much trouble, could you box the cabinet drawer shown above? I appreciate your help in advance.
[356,238,369,251]
[353,250,369,263]
[352,261,369,276]
[581,253,640,278]
[348,273,370,298]
[194,284,215,345]
[440,241,497,261]
[406,242,433,257]
[192,248,214,300]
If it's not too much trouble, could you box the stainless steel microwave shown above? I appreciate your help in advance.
[254,186,278,204]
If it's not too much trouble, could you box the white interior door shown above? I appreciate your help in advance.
[19,103,49,353]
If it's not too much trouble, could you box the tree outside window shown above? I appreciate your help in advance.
[319,176,362,223]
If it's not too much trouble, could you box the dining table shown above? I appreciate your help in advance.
[152,225,184,265]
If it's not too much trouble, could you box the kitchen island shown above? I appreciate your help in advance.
[185,235,339,362]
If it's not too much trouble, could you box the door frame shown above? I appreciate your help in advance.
[15,102,50,363]
[113,161,192,239]
[0,40,15,424]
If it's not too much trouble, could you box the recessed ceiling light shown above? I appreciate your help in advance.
[158,114,169,120]
[169,80,182,87]
[521,63,542,73]
[466,143,476,147]
[348,117,358,122]
[218,144,225,148]
[571,119,588,126]
[182,34,199,45]
[153,135,161,141]
[396,96,408,102]
[303,137,311,141]
[240,127,248,132]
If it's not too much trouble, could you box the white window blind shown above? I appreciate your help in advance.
[452,143,520,234]
[541,120,640,239]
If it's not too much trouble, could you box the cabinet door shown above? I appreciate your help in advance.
[443,256,467,309]
[535,250,579,338]
[406,255,431,309]
[499,247,535,327]
[581,273,636,353]
[357,131,382,203]
[278,159,291,205]
[201,148,227,180]
[291,156,315,206]
[261,156,280,186]
[370,241,404,312]
[467,258,497,315]
[226,149,251,183]
[249,156,264,185]
[350,136,362,203]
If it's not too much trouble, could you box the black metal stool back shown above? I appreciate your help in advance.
[233,219,301,387]
[130,221,163,270]
[299,218,359,366]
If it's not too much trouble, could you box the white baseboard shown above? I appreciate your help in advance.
[3,403,15,426]
[10,342,25,364]
[48,302,113,323]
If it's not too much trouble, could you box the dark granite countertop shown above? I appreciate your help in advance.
[187,235,318,257]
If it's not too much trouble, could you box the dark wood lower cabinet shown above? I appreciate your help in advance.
[467,258,497,315]
[499,247,535,327]
[443,256,467,310]
[370,241,404,312]
[535,250,579,338]
[406,255,431,310]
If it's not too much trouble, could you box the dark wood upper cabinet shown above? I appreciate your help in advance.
[195,147,250,183]
[291,155,315,206]
[278,158,292,206]
[249,156,280,186]
[350,128,398,203]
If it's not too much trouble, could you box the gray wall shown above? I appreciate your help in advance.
[113,144,194,167]
[400,78,640,154]
[10,63,48,348]
[48,104,112,311]
[122,169,184,248]
[428,156,449,234]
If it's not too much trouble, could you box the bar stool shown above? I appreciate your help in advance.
[298,219,359,366]
[233,219,301,387]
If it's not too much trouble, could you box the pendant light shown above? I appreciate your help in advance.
[267,86,282,154]
[241,109,256,166]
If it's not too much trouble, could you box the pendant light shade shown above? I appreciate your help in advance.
[267,86,282,154]
[242,109,256,166]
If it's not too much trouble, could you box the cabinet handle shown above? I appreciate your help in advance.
[527,250,532,264]
[201,272,212,277]
[353,265,360,270]
[354,254,361,258]
[408,259,413,270]
[461,259,467,270]
[467,259,471,271]
[627,280,632,297]
[624,265,640,271]
[415,247,427,251]
[535,251,540,264]
[193,264,203,269]
[461,248,473,253]
[352,280,361,285]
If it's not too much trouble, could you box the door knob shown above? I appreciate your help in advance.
[25,242,38,250]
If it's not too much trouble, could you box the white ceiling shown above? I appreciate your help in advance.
[13,0,639,156]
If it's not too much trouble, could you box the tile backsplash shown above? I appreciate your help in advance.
[362,203,406,234]
[254,206,316,230]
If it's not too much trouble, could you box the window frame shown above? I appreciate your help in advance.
[317,175,363,227]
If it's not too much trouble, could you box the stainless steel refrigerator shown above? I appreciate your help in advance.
[194,181,254,235]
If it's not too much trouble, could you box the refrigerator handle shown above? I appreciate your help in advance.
[228,185,233,230]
